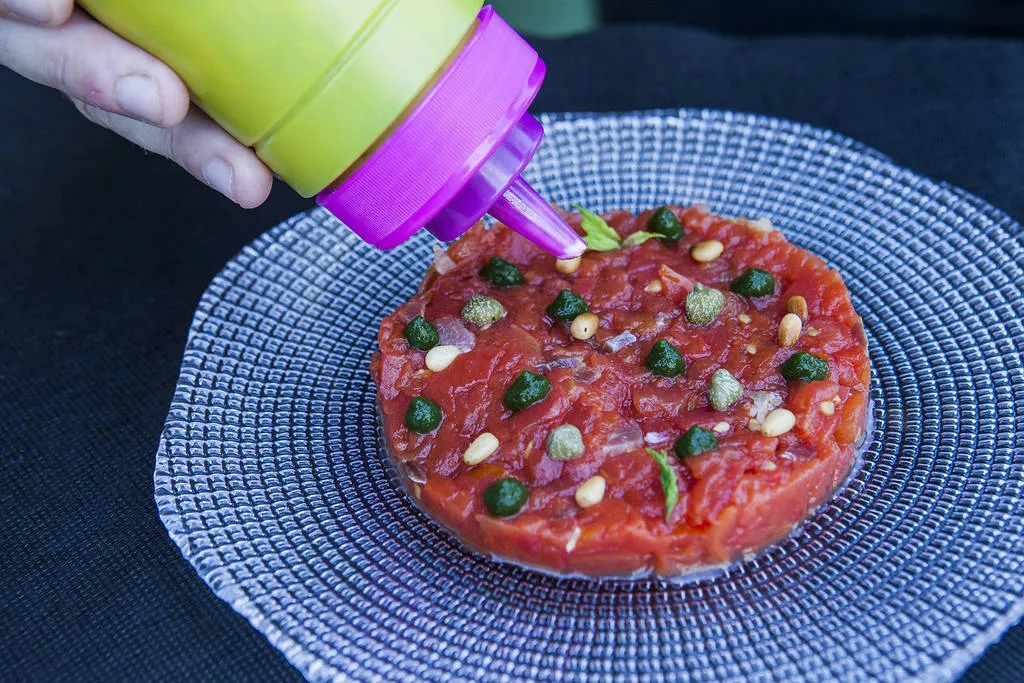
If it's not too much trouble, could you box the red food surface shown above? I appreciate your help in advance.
[371,206,871,577]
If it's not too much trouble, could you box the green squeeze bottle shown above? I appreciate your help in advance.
[76,0,586,258]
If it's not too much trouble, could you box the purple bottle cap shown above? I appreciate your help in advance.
[316,6,585,259]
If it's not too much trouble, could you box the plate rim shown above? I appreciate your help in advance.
[155,107,1024,682]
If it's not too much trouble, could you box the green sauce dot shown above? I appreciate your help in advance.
[730,268,776,297]
[546,290,589,321]
[403,316,439,351]
[647,207,684,242]
[483,478,529,517]
[405,396,442,434]
[503,371,552,412]
[480,257,525,288]
[645,339,687,377]
[675,426,718,458]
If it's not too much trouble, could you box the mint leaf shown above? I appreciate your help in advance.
[622,231,659,246]
[645,447,679,522]
[573,204,621,251]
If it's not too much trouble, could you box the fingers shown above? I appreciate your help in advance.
[75,101,274,208]
[1,5,273,208]
[0,8,189,126]
[0,0,72,26]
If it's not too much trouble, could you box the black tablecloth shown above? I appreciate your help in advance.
[2,25,1021,681]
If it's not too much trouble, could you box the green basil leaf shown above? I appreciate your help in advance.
[645,447,679,522]
[622,231,659,246]
[573,204,621,251]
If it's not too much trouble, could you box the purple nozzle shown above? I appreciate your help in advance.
[489,177,585,259]
[427,112,585,259]
[316,6,583,258]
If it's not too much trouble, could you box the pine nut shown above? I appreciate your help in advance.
[644,280,664,294]
[690,240,724,263]
[713,421,730,434]
[745,343,757,355]
[574,475,607,508]
[761,408,796,437]
[425,345,461,372]
[819,401,836,416]
[570,313,599,340]
[463,432,499,466]
[738,313,752,324]
[787,295,809,321]
[556,256,582,274]
[778,313,802,347]
[762,461,778,472]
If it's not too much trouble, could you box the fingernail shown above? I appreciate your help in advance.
[114,75,163,124]
[202,158,235,201]
[1,0,49,23]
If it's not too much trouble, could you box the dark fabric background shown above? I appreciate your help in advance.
[1,25,1021,682]
[600,0,1024,38]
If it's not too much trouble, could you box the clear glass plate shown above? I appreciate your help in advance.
[156,109,1024,682]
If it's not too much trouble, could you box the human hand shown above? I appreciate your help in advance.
[0,0,273,208]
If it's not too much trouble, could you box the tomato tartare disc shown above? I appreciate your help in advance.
[371,205,871,578]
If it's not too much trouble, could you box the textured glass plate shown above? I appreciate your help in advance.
[156,110,1024,682]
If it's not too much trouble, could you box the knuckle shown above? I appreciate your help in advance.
[165,125,186,163]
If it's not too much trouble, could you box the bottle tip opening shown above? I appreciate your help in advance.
[489,176,586,259]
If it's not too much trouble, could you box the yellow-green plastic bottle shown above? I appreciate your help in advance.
[77,0,585,257]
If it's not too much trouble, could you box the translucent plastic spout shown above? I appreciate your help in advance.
[425,112,586,259]
[490,177,586,259]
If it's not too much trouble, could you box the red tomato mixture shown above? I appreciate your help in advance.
[371,206,870,578]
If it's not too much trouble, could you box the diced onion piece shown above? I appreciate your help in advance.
[403,462,427,485]
[653,313,675,333]
[604,331,637,352]
[432,245,457,274]
[644,432,671,445]
[747,390,784,424]
[536,356,585,374]
[434,317,476,352]
[602,423,644,455]
[742,217,774,233]
[574,366,602,384]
